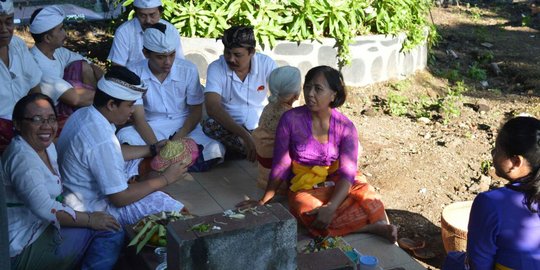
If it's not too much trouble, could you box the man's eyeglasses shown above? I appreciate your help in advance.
[23,116,58,125]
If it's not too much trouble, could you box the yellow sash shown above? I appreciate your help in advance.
[290,161,339,192]
[494,263,512,270]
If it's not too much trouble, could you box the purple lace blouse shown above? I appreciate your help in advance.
[270,105,359,184]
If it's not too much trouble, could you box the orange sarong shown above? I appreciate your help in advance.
[287,163,385,237]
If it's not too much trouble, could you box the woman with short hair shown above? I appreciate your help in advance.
[3,93,123,270]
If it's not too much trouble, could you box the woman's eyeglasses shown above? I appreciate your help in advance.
[23,116,57,125]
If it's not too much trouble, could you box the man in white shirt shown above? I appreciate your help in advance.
[0,0,42,153]
[29,6,103,127]
[0,161,8,269]
[117,22,224,177]
[57,66,189,226]
[108,0,184,67]
[203,26,277,162]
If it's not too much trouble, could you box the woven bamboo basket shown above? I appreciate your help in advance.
[441,201,473,253]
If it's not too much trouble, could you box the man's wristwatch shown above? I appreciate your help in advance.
[150,143,157,157]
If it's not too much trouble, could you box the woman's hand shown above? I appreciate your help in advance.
[235,199,263,210]
[88,212,121,231]
[305,204,337,230]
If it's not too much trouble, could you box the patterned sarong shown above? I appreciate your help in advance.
[201,117,250,155]
[288,162,386,237]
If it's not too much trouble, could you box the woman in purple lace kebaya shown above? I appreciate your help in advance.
[240,66,397,241]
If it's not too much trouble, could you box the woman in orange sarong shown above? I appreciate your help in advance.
[238,66,397,241]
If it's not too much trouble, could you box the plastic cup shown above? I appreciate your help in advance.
[359,255,380,270]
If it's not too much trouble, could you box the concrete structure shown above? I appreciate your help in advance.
[182,33,427,87]
[167,203,297,270]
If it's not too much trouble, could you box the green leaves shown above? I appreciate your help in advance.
[115,0,433,68]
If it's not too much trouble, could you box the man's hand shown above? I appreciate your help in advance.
[241,134,257,162]
[154,139,169,153]
[162,161,189,184]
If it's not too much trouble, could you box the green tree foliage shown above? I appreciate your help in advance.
[117,0,433,67]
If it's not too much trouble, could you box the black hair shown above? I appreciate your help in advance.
[93,66,141,107]
[304,65,347,108]
[29,8,54,43]
[499,116,540,212]
[93,90,123,108]
[147,22,166,33]
[12,93,57,123]
[222,26,256,50]
[142,22,167,54]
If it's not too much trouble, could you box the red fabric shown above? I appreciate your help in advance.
[288,174,386,237]
[138,157,153,176]
[150,138,199,172]
[55,60,95,137]
[0,118,14,154]
[256,154,273,169]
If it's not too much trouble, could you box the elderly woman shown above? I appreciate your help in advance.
[240,66,397,240]
[2,93,124,270]
[252,66,301,193]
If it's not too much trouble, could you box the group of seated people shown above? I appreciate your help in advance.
[1,0,539,269]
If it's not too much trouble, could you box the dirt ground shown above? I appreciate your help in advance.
[340,2,540,269]
[14,2,540,269]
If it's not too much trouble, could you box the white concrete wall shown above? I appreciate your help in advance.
[181,34,427,87]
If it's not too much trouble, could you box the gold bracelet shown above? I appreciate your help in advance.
[162,174,170,185]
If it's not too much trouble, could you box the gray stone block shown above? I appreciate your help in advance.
[276,60,290,67]
[274,43,313,55]
[167,203,297,270]
[318,46,338,67]
[298,61,314,76]
[371,56,384,82]
[388,52,399,78]
[341,59,365,85]
[381,37,400,47]
[352,40,375,46]
[185,53,209,79]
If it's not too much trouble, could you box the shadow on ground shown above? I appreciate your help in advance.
[429,1,540,98]
[387,209,446,269]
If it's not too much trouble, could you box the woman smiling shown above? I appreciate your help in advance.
[2,93,123,270]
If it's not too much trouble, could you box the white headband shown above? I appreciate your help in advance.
[0,0,14,15]
[143,26,178,54]
[133,0,161,8]
[29,5,65,34]
[97,77,147,101]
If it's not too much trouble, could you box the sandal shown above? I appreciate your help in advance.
[398,238,436,260]
[398,238,425,250]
